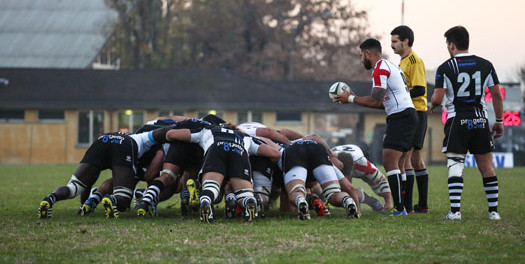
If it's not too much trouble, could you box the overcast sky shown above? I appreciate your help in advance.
[352,0,524,82]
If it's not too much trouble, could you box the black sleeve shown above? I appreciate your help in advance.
[410,86,426,98]
[151,125,177,144]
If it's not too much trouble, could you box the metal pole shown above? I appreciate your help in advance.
[401,0,405,25]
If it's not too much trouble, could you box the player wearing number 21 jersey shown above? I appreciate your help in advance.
[431,26,503,221]
[435,53,499,120]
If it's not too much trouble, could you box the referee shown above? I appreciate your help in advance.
[391,25,429,213]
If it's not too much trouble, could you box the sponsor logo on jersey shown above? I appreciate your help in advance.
[100,134,125,144]
[217,141,245,155]
[460,118,487,130]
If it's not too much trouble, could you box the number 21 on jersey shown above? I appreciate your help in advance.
[457,71,481,97]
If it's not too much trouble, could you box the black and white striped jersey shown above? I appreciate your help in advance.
[435,53,499,119]
[189,126,262,156]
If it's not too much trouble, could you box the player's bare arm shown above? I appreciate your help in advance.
[334,88,384,109]
[354,87,385,109]
[429,88,445,114]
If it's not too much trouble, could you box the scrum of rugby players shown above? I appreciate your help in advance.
[38,115,391,222]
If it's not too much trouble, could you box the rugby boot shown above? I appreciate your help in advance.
[79,197,97,216]
[413,204,429,213]
[311,197,330,217]
[136,201,157,218]
[102,195,119,219]
[37,195,54,219]
[200,200,215,224]
[180,189,190,216]
[187,179,200,208]
[444,210,461,220]
[133,188,145,209]
[344,196,359,218]
[255,194,265,219]
[224,196,237,219]
[296,197,311,220]
[244,198,257,222]
[488,211,501,220]
[387,208,408,216]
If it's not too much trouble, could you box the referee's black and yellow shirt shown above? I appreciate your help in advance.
[399,50,427,112]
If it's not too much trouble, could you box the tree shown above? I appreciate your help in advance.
[105,0,375,81]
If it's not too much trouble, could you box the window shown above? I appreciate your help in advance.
[158,110,184,118]
[78,111,105,145]
[118,110,144,133]
[38,109,64,121]
[0,110,24,122]
[197,110,224,119]
[238,111,248,124]
[276,111,302,122]
[237,111,263,124]
[252,112,263,123]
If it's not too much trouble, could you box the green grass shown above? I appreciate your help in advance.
[0,165,523,263]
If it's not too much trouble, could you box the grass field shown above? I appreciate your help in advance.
[0,165,523,263]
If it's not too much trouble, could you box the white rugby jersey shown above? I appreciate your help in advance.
[129,131,159,158]
[237,122,267,137]
[372,59,414,116]
[331,144,379,178]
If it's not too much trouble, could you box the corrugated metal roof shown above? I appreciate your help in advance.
[0,0,117,68]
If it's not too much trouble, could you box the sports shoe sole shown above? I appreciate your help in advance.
[38,201,52,219]
[347,203,359,218]
[245,201,257,222]
[200,203,214,223]
[414,208,429,213]
[137,208,147,218]
[187,180,200,207]
[312,200,330,217]
[79,204,93,216]
[297,202,310,220]
[224,201,236,219]
[102,198,119,219]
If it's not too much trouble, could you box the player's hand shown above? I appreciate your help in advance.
[492,122,504,139]
[333,90,349,104]
[333,89,355,104]
[380,196,393,212]
[429,104,440,114]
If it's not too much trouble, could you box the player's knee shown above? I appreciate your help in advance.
[66,175,87,199]
[289,184,306,197]
[446,153,465,178]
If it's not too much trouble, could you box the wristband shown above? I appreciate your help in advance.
[495,118,503,124]
[347,95,355,103]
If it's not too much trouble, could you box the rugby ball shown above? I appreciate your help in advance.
[328,81,351,99]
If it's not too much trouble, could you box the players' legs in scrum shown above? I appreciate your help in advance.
[38,163,101,219]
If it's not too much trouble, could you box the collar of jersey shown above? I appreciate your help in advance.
[455,53,473,57]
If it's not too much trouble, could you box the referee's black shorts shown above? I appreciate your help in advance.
[383,108,418,152]
[412,111,428,150]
